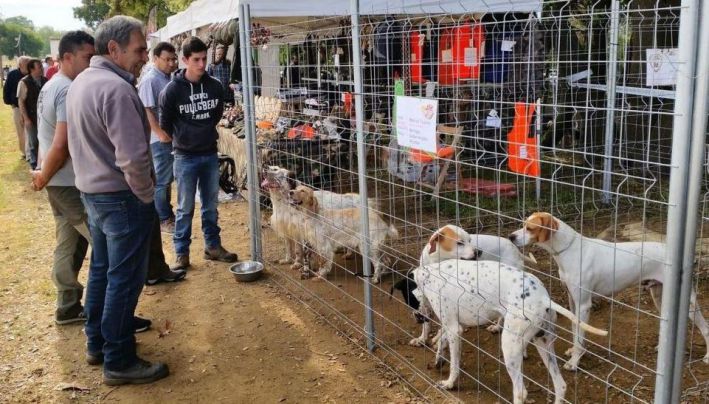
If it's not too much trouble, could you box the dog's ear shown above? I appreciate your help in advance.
[428,231,441,254]
[537,213,559,243]
[309,191,319,212]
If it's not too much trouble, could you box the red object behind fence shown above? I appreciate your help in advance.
[438,23,484,85]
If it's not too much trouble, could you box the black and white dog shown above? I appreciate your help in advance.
[394,260,608,404]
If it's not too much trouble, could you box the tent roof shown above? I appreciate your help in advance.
[164,0,541,38]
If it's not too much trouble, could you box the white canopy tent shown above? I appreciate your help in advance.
[162,0,542,39]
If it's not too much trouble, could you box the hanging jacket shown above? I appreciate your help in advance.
[159,70,224,155]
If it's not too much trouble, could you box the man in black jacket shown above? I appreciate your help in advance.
[3,56,30,159]
[159,37,238,269]
[18,59,48,169]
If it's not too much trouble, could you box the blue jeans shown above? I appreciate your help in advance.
[151,141,175,222]
[81,191,155,371]
[173,153,221,256]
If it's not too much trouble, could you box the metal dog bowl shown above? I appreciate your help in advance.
[229,261,264,282]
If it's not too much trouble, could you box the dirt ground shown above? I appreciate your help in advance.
[0,103,414,403]
[3,93,709,403]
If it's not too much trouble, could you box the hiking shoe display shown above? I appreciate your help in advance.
[204,245,238,263]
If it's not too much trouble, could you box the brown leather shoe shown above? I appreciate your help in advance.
[171,255,190,270]
[204,245,238,263]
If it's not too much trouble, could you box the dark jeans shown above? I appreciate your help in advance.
[147,214,171,280]
[173,153,221,256]
[82,191,155,371]
[151,141,175,222]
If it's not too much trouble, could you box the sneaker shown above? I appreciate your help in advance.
[86,351,104,366]
[103,358,169,386]
[145,268,187,286]
[160,218,175,234]
[56,305,86,325]
[134,316,152,333]
[204,245,238,263]
[171,255,190,270]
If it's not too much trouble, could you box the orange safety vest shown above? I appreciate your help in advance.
[507,102,540,177]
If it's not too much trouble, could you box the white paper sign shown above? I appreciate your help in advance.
[485,109,501,128]
[425,82,436,97]
[501,40,517,52]
[519,145,528,159]
[646,48,679,86]
[441,49,453,63]
[395,96,438,153]
[463,47,478,67]
[334,54,340,67]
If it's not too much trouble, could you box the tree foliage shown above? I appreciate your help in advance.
[0,19,44,58]
[73,0,195,29]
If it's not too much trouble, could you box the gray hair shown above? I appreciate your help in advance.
[17,56,30,67]
[94,15,144,56]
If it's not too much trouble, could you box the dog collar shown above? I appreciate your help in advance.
[551,236,576,256]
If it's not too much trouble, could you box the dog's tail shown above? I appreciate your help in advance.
[549,300,608,336]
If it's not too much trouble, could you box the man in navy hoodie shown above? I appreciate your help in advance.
[159,37,238,269]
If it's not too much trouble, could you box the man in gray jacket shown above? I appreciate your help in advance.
[66,15,168,385]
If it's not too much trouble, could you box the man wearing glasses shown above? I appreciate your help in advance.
[138,42,179,234]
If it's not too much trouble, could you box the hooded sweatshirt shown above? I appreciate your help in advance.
[66,56,154,203]
[159,69,224,155]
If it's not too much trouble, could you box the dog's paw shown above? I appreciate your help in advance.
[564,347,574,357]
[371,276,380,284]
[290,262,303,271]
[486,323,502,334]
[523,348,529,360]
[343,250,355,260]
[563,359,578,371]
[438,380,455,390]
[409,337,426,347]
[430,334,441,346]
[704,353,709,364]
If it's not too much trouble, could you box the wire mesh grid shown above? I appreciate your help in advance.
[224,1,708,402]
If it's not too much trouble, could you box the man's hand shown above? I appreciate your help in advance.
[31,170,48,191]
[156,130,172,143]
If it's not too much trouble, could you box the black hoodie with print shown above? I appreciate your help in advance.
[159,70,224,155]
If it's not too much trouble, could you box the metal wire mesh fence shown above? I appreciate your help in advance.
[221,0,709,402]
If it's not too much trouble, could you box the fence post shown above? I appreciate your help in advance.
[238,3,263,262]
[670,1,709,401]
[349,0,376,352]
[654,0,701,402]
[601,0,620,204]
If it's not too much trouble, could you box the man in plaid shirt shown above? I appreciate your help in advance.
[207,44,233,103]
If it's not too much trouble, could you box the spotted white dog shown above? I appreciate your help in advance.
[409,225,538,346]
[395,260,607,403]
